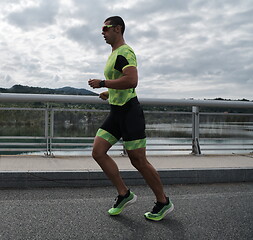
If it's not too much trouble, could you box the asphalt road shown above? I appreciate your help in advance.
[0,183,252,240]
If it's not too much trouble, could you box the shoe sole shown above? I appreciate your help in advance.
[124,194,137,208]
[144,203,174,221]
[108,194,137,216]
[163,203,174,217]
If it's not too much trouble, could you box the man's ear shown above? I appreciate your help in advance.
[115,25,122,33]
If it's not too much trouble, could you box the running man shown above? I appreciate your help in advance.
[88,16,174,221]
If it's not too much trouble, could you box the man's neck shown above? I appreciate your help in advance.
[111,38,125,51]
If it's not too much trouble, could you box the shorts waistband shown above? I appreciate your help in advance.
[110,97,139,111]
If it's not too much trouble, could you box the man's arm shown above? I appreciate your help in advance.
[88,66,138,89]
[99,91,109,100]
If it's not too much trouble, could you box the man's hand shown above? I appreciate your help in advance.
[99,91,109,100]
[88,79,102,89]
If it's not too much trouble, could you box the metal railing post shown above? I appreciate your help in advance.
[49,109,54,156]
[45,107,49,155]
[122,144,127,156]
[45,103,54,157]
[192,106,201,155]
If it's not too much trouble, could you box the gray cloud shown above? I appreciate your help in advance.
[65,24,101,50]
[7,0,59,30]
[0,0,252,100]
[66,25,91,43]
[4,74,12,82]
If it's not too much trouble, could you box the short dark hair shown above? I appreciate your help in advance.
[105,16,125,35]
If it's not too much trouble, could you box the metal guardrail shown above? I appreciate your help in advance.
[1,93,253,108]
[0,93,253,156]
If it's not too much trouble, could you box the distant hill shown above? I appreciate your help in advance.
[0,85,98,96]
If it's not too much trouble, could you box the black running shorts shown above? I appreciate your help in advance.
[96,97,146,150]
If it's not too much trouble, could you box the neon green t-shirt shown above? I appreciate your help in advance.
[104,44,137,106]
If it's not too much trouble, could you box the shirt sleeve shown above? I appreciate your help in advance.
[114,55,129,72]
[114,46,137,72]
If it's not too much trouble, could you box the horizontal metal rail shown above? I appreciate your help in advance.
[1,93,253,108]
[0,143,46,146]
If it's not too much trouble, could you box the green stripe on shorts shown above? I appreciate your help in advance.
[96,128,118,146]
[124,138,146,150]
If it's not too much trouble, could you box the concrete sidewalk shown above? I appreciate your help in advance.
[0,154,252,188]
[1,154,253,171]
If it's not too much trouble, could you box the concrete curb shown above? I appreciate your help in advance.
[0,168,252,188]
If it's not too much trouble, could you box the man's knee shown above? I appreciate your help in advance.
[92,147,105,161]
[130,155,149,170]
[92,136,111,160]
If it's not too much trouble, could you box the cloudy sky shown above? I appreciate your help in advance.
[0,0,252,100]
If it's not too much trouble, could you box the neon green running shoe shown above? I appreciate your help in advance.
[108,190,137,216]
[144,198,174,221]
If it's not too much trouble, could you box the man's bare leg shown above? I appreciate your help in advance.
[127,147,167,204]
[92,136,128,196]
